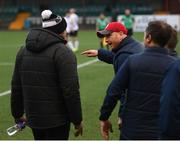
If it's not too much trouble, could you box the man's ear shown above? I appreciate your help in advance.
[118,31,124,36]
[145,34,152,43]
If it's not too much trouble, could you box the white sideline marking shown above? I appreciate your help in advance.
[0,59,99,97]
[77,59,98,69]
[0,62,13,66]
[0,59,99,67]
[0,90,11,97]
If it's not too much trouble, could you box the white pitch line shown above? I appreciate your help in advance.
[0,62,13,66]
[0,59,99,97]
[0,90,11,97]
[0,59,99,67]
[77,59,98,68]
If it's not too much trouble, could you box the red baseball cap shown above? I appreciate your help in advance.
[97,22,127,38]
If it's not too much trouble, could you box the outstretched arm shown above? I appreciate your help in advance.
[81,48,114,64]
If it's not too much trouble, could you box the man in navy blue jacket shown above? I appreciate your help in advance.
[159,59,180,139]
[82,22,143,132]
[99,21,175,140]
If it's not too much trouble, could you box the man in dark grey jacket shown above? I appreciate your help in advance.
[11,10,83,140]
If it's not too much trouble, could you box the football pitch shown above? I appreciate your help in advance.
[0,30,179,140]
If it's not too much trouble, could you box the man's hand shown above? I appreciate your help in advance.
[118,117,122,130]
[100,120,113,140]
[81,50,98,57]
[15,116,27,124]
[74,121,83,137]
[15,116,27,130]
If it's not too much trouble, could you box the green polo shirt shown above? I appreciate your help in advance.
[96,18,108,30]
[122,15,134,29]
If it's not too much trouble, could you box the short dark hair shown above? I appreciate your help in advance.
[145,21,172,47]
[166,28,178,49]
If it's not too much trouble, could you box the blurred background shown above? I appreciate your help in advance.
[0,0,180,30]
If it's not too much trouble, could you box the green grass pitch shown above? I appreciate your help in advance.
[0,30,179,140]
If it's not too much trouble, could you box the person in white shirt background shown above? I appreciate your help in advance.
[68,8,79,52]
[64,10,71,48]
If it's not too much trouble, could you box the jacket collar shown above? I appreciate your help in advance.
[112,36,134,53]
[144,46,169,55]
[40,28,67,44]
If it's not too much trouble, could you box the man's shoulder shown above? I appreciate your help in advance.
[16,45,26,57]
[71,13,78,18]
[172,59,180,69]
[121,40,143,54]
[54,44,75,58]
[122,15,126,18]
[96,18,101,23]
[128,38,144,50]
[130,14,134,18]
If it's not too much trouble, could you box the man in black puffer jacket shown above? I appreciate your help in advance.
[99,21,176,139]
[11,10,82,140]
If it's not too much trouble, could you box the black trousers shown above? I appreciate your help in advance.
[31,123,70,140]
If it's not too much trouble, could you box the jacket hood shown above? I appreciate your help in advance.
[26,28,67,53]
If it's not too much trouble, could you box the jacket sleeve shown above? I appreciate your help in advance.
[11,48,24,119]
[99,58,130,120]
[55,46,82,125]
[159,61,180,139]
[98,48,115,64]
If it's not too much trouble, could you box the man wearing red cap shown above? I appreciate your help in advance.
[82,22,143,73]
[82,22,143,139]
